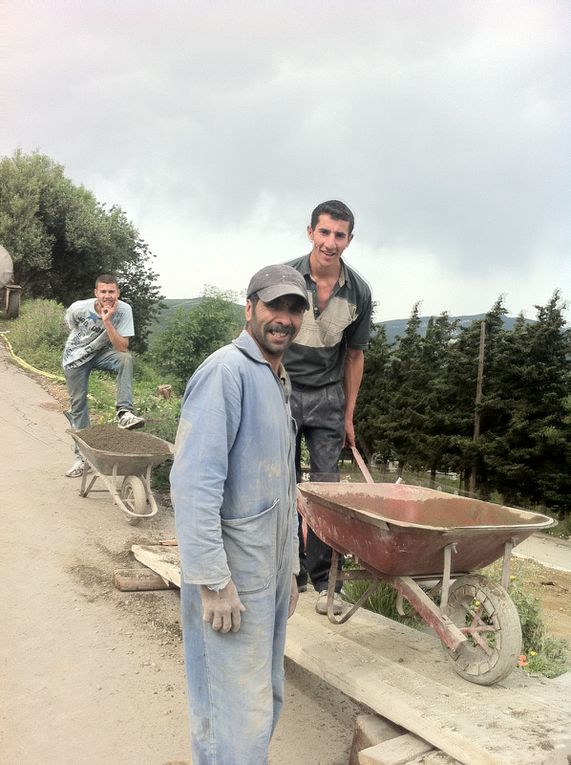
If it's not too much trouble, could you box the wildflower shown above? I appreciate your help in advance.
[517,654,528,667]
[530,650,537,657]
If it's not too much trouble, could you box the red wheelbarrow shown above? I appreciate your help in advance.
[297,465,555,686]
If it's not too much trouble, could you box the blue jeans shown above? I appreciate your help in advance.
[64,349,134,452]
[180,561,291,765]
[290,382,345,592]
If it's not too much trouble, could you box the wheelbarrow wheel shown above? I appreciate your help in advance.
[121,476,149,525]
[443,574,522,686]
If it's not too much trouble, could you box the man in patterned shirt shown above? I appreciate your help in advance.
[284,200,373,615]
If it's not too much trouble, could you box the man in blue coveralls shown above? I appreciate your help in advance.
[170,264,309,765]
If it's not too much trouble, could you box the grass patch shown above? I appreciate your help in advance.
[483,560,569,678]
[2,298,67,374]
[341,560,421,629]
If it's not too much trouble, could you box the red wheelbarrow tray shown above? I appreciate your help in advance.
[297,482,555,578]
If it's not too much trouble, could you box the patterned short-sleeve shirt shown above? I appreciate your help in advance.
[62,298,134,369]
[283,255,372,387]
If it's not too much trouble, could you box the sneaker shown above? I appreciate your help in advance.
[117,410,145,430]
[65,458,85,478]
[315,591,344,616]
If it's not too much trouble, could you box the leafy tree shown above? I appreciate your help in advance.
[445,297,508,494]
[0,150,162,351]
[151,287,244,392]
[382,302,427,474]
[417,313,459,481]
[479,292,570,512]
[354,324,392,465]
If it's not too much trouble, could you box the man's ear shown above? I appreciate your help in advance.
[245,299,253,323]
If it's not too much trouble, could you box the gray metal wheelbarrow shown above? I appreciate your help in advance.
[68,427,174,525]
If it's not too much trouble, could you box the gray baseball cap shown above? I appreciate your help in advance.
[247,264,309,309]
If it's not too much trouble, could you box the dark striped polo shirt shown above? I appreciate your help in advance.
[283,255,372,388]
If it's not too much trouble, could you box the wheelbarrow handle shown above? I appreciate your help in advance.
[350,446,375,484]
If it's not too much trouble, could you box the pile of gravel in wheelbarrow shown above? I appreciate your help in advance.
[76,425,172,455]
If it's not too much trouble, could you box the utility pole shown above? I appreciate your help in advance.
[469,321,486,495]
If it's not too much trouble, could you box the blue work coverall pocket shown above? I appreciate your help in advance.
[221,499,279,594]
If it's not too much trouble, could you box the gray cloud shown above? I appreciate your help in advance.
[2,0,569,318]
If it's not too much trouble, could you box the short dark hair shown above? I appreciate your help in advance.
[310,200,355,235]
[95,274,119,288]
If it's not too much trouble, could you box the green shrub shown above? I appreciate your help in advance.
[150,288,243,392]
[341,560,420,628]
[495,567,570,678]
[6,299,67,374]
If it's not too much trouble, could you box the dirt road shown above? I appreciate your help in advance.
[0,347,360,765]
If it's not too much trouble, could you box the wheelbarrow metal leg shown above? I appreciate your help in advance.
[79,460,99,497]
[440,542,458,610]
[326,550,382,625]
[500,538,516,590]
[385,575,467,652]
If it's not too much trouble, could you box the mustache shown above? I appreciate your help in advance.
[266,324,295,336]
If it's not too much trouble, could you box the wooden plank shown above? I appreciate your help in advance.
[407,754,460,765]
[358,733,433,765]
[131,544,181,587]
[286,612,497,765]
[113,568,174,591]
[132,543,571,764]
[349,713,404,765]
[286,601,571,765]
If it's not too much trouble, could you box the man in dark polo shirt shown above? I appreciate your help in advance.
[284,200,372,615]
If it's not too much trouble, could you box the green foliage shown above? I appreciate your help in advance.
[0,150,163,351]
[150,286,244,392]
[5,299,67,374]
[356,292,570,515]
[342,569,420,628]
[541,507,571,539]
[485,563,569,678]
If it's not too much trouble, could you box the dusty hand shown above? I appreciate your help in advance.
[200,580,246,633]
[288,575,299,618]
[344,416,355,448]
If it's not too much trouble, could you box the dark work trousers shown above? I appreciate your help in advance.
[290,382,345,593]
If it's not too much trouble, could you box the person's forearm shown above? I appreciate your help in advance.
[343,349,364,447]
[103,319,129,352]
[343,349,364,421]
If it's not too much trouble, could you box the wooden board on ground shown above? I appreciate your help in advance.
[358,733,434,765]
[132,544,181,587]
[131,543,571,765]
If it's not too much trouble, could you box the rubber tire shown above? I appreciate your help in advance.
[6,290,20,319]
[121,475,148,525]
[443,574,522,686]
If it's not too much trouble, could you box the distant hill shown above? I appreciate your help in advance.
[150,300,532,345]
[379,314,534,345]
[148,298,244,337]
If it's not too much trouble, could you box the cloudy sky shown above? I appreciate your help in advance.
[2,1,569,321]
